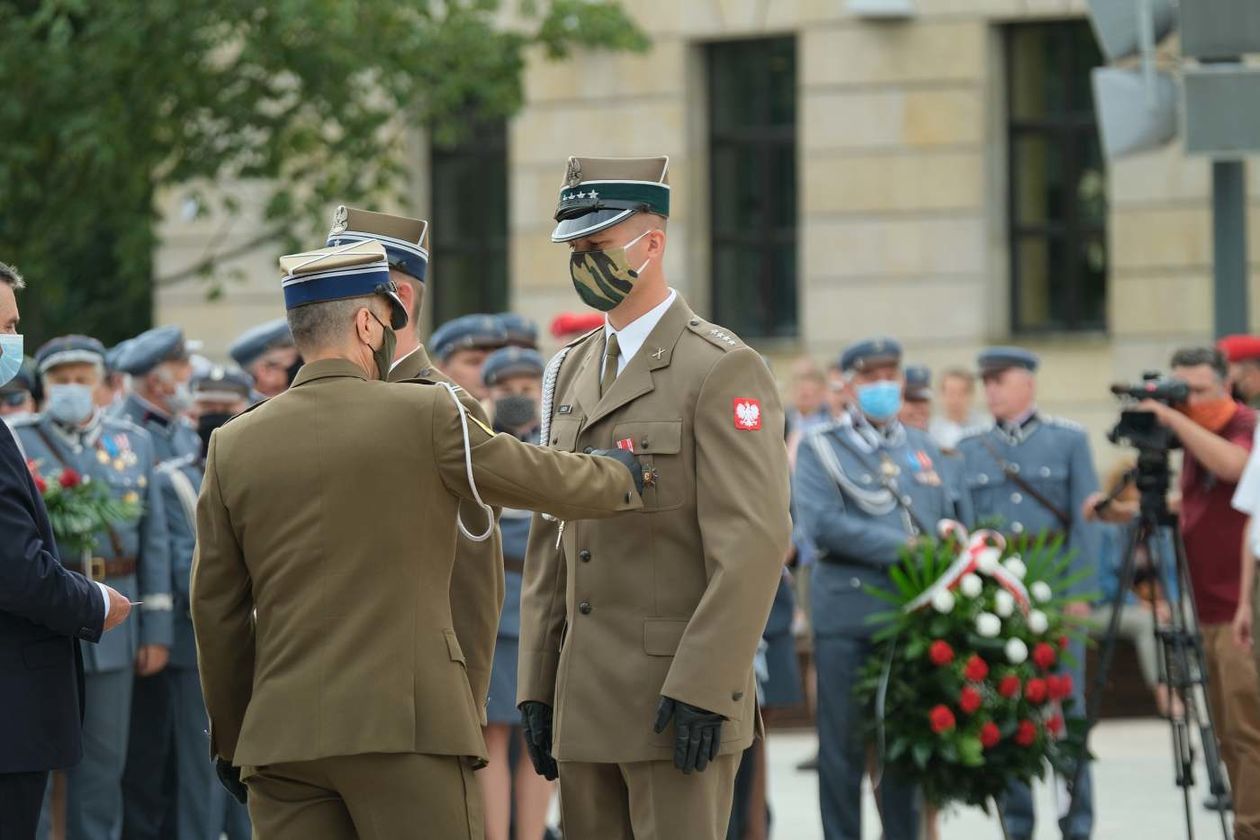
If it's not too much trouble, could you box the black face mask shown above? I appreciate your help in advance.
[197,412,233,457]
[493,394,538,432]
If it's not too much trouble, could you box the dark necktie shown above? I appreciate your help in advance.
[601,332,620,397]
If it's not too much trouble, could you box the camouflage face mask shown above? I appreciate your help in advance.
[568,230,651,312]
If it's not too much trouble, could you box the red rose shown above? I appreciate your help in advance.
[1032,642,1057,670]
[959,686,982,715]
[980,721,1002,749]
[928,640,955,667]
[59,468,81,489]
[34,473,47,494]
[1025,678,1049,705]
[964,655,989,683]
[1047,714,1065,736]
[998,674,1021,699]
[1059,673,1074,698]
[929,705,956,734]
[1045,675,1063,700]
[1058,634,1071,650]
[1015,719,1038,747]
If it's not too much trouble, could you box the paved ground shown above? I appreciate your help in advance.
[767,718,1229,839]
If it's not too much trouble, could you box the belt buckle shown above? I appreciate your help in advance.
[90,557,107,582]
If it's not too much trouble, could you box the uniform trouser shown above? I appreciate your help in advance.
[814,634,919,840]
[1002,636,1093,839]
[121,669,174,840]
[242,753,482,840]
[169,667,250,840]
[39,668,133,840]
[1202,623,1260,840]
[0,771,47,840]
[557,755,739,840]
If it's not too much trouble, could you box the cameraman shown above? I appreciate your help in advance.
[1090,346,1260,840]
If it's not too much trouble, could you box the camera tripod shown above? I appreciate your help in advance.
[1070,450,1232,840]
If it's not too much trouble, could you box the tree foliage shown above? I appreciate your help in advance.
[0,0,647,344]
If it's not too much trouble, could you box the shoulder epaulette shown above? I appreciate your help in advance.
[103,415,150,438]
[686,319,745,353]
[155,453,197,475]
[1044,415,1086,434]
[955,423,994,444]
[564,326,603,350]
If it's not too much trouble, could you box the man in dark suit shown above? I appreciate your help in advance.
[0,262,131,839]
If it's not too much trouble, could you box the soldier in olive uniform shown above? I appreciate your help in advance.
[154,366,253,840]
[793,337,969,840]
[192,241,643,839]
[956,347,1101,840]
[517,155,792,840]
[14,336,172,840]
[328,206,506,728]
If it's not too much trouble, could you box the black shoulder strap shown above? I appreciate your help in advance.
[978,434,1072,531]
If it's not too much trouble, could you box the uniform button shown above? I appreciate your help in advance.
[1012,522,1025,534]
[641,437,650,448]
[861,474,872,484]
[551,437,558,445]
[689,319,700,326]
[578,601,592,615]
[584,446,594,454]
[579,550,591,563]
[850,577,862,588]
[979,474,989,484]
[732,691,744,701]
[1040,466,1052,477]
[1011,492,1023,504]
[1010,463,1021,474]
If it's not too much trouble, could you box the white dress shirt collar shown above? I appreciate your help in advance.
[603,289,677,375]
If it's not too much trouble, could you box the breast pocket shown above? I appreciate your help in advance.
[1026,463,1070,512]
[610,419,684,511]
[547,418,583,453]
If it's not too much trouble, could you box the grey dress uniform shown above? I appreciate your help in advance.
[957,415,1100,839]
[794,400,969,840]
[13,409,171,840]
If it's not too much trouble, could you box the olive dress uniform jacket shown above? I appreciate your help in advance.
[390,344,504,724]
[191,359,641,770]
[518,297,792,764]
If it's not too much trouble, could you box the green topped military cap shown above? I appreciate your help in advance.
[551,155,670,243]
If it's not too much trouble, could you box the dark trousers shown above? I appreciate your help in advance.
[815,634,920,840]
[121,671,174,840]
[0,772,48,840]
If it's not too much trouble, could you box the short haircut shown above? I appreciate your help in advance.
[1171,346,1228,381]
[287,296,381,355]
[0,261,25,290]
[940,367,975,389]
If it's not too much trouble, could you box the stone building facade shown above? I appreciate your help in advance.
[154,0,1260,466]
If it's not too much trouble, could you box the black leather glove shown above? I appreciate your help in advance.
[519,701,559,780]
[589,447,645,495]
[653,696,725,774]
[215,758,247,804]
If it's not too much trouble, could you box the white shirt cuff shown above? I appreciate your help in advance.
[97,582,111,621]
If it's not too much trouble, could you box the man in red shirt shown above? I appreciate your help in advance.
[1100,346,1260,840]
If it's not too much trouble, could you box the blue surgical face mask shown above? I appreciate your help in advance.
[46,383,96,426]
[856,380,903,421]
[0,333,23,388]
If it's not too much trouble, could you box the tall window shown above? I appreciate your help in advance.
[1007,22,1108,333]
[708,37,798,339]
[429,120,509,325]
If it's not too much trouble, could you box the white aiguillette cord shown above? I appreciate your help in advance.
[439,382,494,543]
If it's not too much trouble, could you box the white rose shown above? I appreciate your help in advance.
[1006,637,1029,664]
[1028,610,1049,634]
[1004,557,1027,580]
[976,548,1002,574]
[994,590,1015,618]
[960,574,983,599]
[1031,581,1053,604]
[975,612,1002,638]
[931,589,956,614]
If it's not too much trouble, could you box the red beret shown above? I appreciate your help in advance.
[1218,334,1260,363]
[549,311,606,340]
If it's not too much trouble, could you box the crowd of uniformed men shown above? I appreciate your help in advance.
[6,151,1260,840]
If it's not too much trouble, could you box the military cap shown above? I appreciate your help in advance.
[904,364,932,401]
[193,365,253,403]
[326,206,429,283]
[429,314,508,362]
[482,347,545,387]
[279,240,408,330]
[113,326,190,376]
[0,356,38,403]
[229,317,294,369]
[551,155,671,243]
[839,337,903,373]
[550,311,605,340]
[496,313,539,349]
[105,339,133,374]
[978,346,1039,375]
[1218,334,1260,364]
[35,335,107,374]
